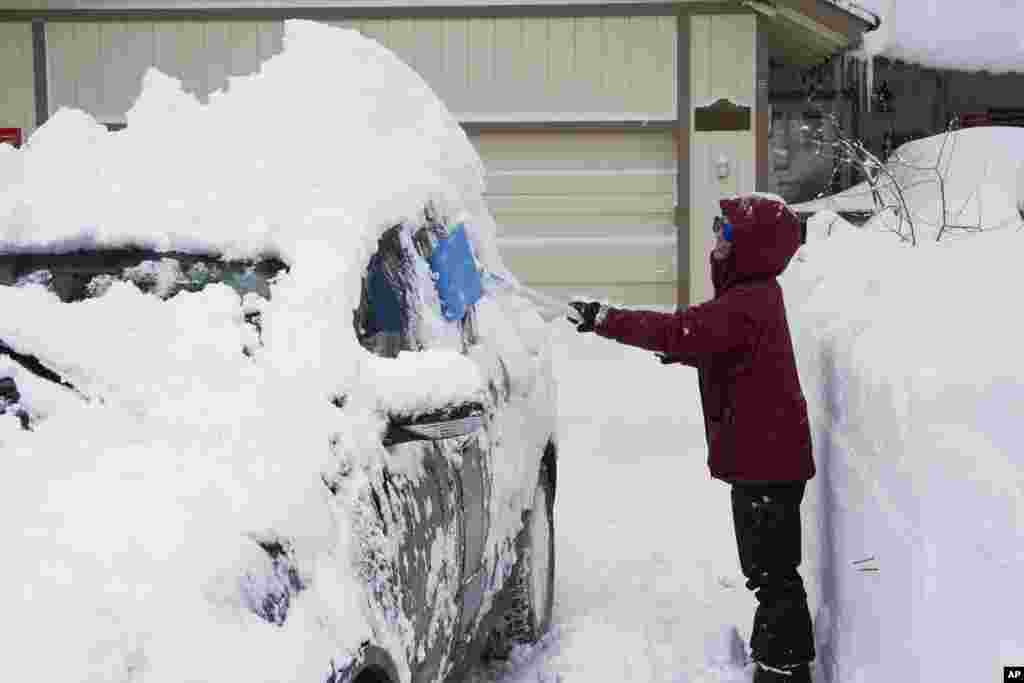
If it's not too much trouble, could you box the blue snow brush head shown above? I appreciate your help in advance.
[429,223,483,321]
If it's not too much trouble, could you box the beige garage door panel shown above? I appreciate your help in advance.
[475,130,677,171]
[475,130,677,238]
[500,241,676,306]
[488,193,675,217]
[499,237,675,284]
[485,171,675,196]
[495,215,676,241]
[473,128,678,306]
[535,282,676,307]
[494,208,675,225]
[580,284,676,306]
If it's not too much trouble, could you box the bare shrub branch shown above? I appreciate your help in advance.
[801,95,992,244]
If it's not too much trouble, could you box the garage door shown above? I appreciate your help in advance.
[471,128,678,306]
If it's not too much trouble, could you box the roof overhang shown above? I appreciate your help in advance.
[0,0,878,67]
[745,0,879,66]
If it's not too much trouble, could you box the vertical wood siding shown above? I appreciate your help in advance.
[0,22,36,136]
[336,15,675,119]
[688,12,756,304]
[42,16,673,120]
[46,20,283,121]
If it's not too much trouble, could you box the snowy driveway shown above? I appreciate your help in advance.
[471,322,804,683]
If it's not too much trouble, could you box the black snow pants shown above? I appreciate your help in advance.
[731,481,815,668]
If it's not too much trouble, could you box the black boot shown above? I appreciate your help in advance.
[753,662,811,683]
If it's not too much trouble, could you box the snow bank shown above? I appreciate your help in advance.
[0,20,539,683]
[856,0,1024,74]
[781,209,1024,681]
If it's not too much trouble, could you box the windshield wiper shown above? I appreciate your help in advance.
[0,339,77,391]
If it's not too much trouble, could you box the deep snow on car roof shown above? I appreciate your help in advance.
[0,19,503,278]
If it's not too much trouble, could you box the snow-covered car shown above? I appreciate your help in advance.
[1,20,557,683]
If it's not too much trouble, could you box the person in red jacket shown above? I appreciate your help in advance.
[569,193,815,683]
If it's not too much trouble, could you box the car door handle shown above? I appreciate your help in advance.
[399,415,483,441]
[384,404,484,446]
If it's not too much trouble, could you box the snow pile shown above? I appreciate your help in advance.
[856,0,1024,74]
[0,20,552,683]
[0,21,501,268]
[794,126,1024,238]
[781,199,1024,680]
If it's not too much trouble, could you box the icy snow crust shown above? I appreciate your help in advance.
[0,20,556,683]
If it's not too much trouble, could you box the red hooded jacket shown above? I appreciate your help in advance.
[595,194,814,483]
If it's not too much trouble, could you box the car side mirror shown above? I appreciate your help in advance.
[384,402,484,446]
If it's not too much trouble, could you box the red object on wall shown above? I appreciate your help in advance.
[959,113,992,129]
[0,128,22,148]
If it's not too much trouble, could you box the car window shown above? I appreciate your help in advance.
[0,250,288,303]
[356,217,479,359]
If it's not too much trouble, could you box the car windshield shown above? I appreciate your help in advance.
[0,249,288,303]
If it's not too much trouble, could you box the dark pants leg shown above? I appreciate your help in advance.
[731,481,815,668]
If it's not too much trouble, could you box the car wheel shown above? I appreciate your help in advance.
[487,463,555,658]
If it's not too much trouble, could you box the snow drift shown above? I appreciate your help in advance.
[782,145,1024,679]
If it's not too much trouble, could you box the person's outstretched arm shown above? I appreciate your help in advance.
[568,294,756,363]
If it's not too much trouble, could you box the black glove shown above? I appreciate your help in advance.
[568,301,603,333]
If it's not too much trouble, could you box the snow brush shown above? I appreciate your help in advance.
[479,270,581,323]
[425,224,577,323]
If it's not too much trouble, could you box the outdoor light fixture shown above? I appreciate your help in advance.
[716,154,732,180]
